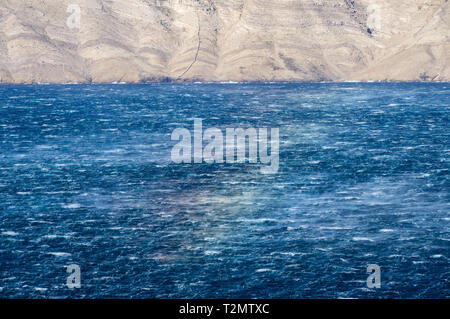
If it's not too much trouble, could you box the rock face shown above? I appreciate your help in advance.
[0,0,449,83]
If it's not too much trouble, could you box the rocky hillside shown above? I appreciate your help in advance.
[0,0,449,83]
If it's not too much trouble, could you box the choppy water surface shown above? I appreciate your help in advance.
[0,83,448,298]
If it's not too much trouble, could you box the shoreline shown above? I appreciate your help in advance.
[0,80,449,85]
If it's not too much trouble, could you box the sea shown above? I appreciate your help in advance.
[0,82,448,298]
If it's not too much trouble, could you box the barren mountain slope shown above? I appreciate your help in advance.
[0,0,448,83]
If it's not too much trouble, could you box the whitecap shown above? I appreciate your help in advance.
[255,269,273,273]
[2,231,19,236]
[204,250,221,256]
[352,237,374,242]
[62,203,81,209]
[48,252,71,257]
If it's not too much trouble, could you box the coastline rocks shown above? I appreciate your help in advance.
[0,0,448,83]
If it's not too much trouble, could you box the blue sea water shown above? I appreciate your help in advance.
[0,82,448,298]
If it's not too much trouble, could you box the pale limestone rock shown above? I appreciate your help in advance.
[0,0,448,83]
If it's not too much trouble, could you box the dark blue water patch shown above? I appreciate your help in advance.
[0,82,448,298]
